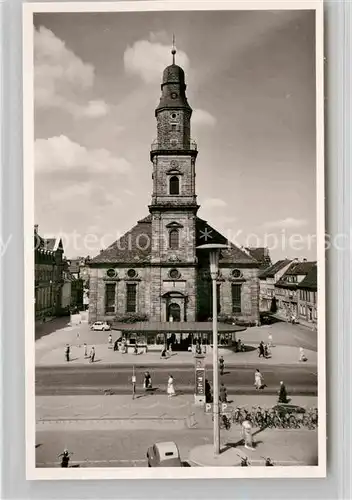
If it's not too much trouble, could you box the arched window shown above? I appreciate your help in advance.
[169,176,179,195]
[169,229,179,249]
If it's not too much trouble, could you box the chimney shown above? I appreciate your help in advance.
[34,224,38,233]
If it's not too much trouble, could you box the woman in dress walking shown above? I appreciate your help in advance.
[167,375,175,398]
[254,369,264,390]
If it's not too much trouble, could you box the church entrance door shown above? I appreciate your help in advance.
[168,303,181,322]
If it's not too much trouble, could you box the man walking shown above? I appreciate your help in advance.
[65,344,70,362]
[258,341,265,358]
[219,355,225,376]
[278,380,289,403]
[219,382,228,403]
[254,369,264,390]
[89,346,96,363]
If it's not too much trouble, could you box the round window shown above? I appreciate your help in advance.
[169,268,180,279]
[232,269,242,279]
[127,269,137,278]
[106,268,117,278]
[171,113,177,119]
[171,92,178,99]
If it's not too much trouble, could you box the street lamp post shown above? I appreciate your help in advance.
[197,243,229,455]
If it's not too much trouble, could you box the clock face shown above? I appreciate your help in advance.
[171,92,178,99]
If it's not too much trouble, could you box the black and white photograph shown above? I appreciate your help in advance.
[24,1,325,479]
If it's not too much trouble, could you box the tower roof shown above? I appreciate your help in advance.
[155,39,191,114]
[162,64,185,85]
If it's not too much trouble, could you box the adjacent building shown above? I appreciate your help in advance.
[34,225,64,321]
[274,260,317,321]
[259,259,293,312]
[88,48,261,331]
[297,263,317,327]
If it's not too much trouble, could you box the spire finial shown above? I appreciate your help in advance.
[171,34,176,64]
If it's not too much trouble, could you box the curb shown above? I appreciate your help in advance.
[36,361,318,370]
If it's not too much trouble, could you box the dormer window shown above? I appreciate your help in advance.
[169,229,179,249]
[169,176,179,195]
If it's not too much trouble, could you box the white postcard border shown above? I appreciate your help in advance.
[23,0,325,480]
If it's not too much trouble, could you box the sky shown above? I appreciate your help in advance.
[33,9,317,262]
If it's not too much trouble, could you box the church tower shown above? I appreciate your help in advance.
[149,41,199,322]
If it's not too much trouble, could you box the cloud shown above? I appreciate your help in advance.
[35,135,131,175]
[34,26,109,118]
[124,34,190,84]
[202,198,227,209]
[193,109,217,127]
[124,189,135,196]
[263,217,309,229]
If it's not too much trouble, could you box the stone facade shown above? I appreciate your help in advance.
[89,52,260,327]
[34,225,64,321]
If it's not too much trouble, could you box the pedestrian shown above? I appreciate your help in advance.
[167,374,175,398]
[132,373,136,400]
[237,338,244,352]
[254,369,264,390]
[242,419,254,450]
[278,380,289,403]
[58,449,72,468]
[108,334,112,346]
[65,344,70,362]
[89,346,95,363]
[299,347,308,362]
[134,344,138,355]
[219,355,225,375]
[219,382,227,403]
[144,371,152,391]
[258,341,265,358]
[83,343,88,358]
[195,340,202,355]
[268,333,273,348]
[113,339,118,352]
[264,344,270,358]
[160,346,168,358]
[205,378,212,403]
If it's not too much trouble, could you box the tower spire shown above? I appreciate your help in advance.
[171,34,176,65]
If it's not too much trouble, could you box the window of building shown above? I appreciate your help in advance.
[127,269,137,279]
[231,269,242,279]
[107,268,117,278]
[105,283,116,314]
[126,283,137,313]
[169,176,179,195]
[169,268,181,280]
[169,229,179,249]
[171,123,177,131]
[231,284,242,314]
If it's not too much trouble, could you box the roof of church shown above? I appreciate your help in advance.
[89,215,258,265]
[245,247,272,269]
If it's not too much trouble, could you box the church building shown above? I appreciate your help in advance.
[89,47,260,329]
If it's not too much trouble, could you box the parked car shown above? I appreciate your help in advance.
[90,321,111,331]
[146,442,182,467]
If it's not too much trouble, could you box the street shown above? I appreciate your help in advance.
[36,364,317,396]
[35,426,318,468]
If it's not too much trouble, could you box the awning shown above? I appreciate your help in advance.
[112,321,246,334]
